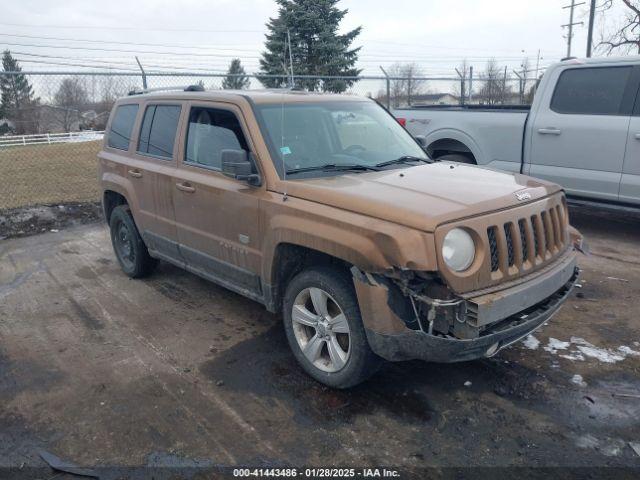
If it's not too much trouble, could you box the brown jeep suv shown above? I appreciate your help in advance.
[99,87,581,388]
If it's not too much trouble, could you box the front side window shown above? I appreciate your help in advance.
[254,101,427,178]
[551,66,632,115]
[107,104,138,150]
[137,104,181,159]
[184,107,248,170]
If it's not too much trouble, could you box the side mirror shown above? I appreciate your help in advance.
[414,135,427,148]
[221,149,261,186]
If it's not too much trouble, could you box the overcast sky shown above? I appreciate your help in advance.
[0,0,628,83]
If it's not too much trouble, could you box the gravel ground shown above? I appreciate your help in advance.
[0,206,638,479]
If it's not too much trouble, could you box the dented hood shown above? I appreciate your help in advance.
[280,163,563,232]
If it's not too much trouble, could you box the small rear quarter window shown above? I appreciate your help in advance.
[107,104,139,150]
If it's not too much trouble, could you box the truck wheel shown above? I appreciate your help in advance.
[438,153,475,164]
[109,205,157,278]
[282,266,382,388]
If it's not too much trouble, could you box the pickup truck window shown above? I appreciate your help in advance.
[254,101,427,177]
[137,104,182,159]
[551,66,632,116]
[107,104,138,151]
[184,107,248,170]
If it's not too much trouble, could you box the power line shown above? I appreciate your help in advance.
[0,22,263,33]
[0,41,263,58]
[0,33,263,53]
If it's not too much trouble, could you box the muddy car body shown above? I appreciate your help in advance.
[99,88,581,388]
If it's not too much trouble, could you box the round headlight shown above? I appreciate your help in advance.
[442,228,475,272]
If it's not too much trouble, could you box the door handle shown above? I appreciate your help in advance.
[538,128,562,135]
[175,182,196,193]
[635,133,640,140]
[128,169,142,178]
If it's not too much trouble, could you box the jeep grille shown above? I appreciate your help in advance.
[487,203,568,275]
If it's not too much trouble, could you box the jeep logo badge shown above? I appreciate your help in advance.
[515,191,532,201]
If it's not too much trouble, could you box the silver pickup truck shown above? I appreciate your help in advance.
[394,56,640,207]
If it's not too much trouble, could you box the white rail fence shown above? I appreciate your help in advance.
[0,131,105,148]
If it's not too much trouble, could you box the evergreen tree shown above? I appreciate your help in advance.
[258,0,361,93]
[0,51,38,134]
[222,58,251,90]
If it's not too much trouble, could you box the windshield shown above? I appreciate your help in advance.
[254,100,428,178]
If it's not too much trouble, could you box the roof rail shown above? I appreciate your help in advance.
[127,84,205,96]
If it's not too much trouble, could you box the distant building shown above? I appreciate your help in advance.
[410,93,460,106]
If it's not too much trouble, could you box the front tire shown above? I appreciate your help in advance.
[109,205,157,278]
[282,266,382,388]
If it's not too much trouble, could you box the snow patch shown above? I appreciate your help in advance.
[543,338,570,353]
[571,374,587,387]
[542,337,638,364]
[522,335,540,350]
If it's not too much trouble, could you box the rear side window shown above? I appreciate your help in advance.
[137,105,182,159]
[184,107,248,170]
[551,66,632,115]
[107,104,138,150]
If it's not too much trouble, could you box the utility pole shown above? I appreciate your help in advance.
[534,49,541,81]
[562,0,585,58]
[586,0,597,57]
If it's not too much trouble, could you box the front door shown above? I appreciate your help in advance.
[527,65,637,201]
[172,101,263,299]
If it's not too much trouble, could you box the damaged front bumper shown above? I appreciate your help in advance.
[352,250,579,363]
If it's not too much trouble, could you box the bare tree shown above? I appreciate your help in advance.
[597,0,640,54]
[386,62,428,107]
[477,59,513,105]
[53,77,88,132]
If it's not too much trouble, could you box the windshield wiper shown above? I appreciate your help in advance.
[375,156,430,168]
[286,163,380,175]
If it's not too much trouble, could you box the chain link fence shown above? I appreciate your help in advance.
[0,70,534,211]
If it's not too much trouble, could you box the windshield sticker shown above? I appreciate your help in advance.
[280,146,291,155]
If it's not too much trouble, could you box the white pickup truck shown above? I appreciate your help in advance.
[394,56,640,207]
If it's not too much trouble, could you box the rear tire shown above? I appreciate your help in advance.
[438,153,475,164]
[282,266,382,388]
[109,205,157,278]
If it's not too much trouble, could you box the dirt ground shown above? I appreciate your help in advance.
[0,206,639,478]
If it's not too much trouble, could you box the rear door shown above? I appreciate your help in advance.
[528,65,636,201]
[620,74,640,205]
[130,101,185,260]
[172,101,263,299]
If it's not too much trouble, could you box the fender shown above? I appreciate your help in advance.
[425,128,485,165]
[260,204,438,289]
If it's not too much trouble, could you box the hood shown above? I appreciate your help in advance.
[279,163,562,232]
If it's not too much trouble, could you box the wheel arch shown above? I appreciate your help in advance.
[425,129,483,164]
[265,242,357,313]
[101,173,140,224]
